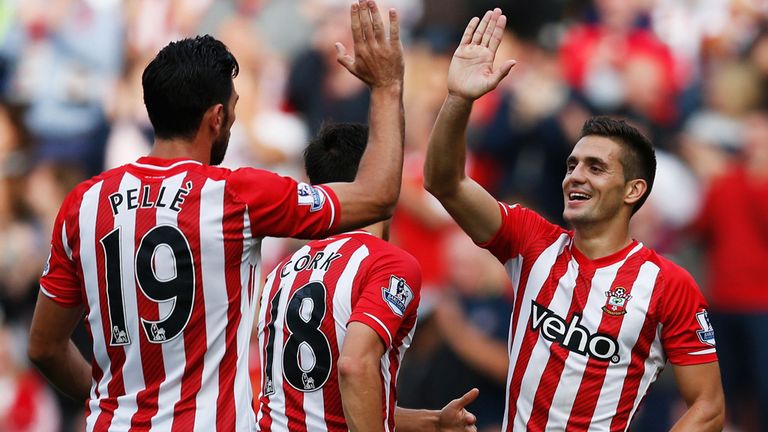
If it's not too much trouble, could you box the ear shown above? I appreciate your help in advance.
[203,104,225,134]
[624,178,647,206]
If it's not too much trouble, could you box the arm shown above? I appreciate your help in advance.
[669,362,725,432]
[395,388,479,432]
[27,292,90,401]
[338,322,387,432]
[326,0,405,232]
[423,8,516,244]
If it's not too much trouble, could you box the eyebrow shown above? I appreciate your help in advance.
[566,155,609,168]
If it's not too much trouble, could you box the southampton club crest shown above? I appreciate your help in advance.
[382,275,413,317]
[603,286,632,316]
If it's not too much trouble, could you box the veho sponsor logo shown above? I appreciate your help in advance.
[530,301,621,364]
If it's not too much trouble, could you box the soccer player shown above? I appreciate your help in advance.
[423,9,725,431]
[26,1,406,430]
[257,122,479,432]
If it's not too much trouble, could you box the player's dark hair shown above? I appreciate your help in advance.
[580,117,656,214]
[304,122,368,184]
[142,35,239,140]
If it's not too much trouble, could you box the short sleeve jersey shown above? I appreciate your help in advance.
[256,231,421,432]
[478,202,717,432]
[39,157,341,432]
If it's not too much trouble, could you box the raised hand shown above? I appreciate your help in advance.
[437,388,480,432]
[448,8,515,101]
[336,0,404,89]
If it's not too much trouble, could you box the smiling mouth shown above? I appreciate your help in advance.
[568,192,591,202]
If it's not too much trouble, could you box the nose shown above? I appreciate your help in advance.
[565,163,587,184]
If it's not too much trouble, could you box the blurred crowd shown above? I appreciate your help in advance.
[0,0,767,431]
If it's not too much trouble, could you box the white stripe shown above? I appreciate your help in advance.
[193,179,227,430]
[39,284,58,299]
[62,220,73,260]
[363,313,393,346]
[626,327,666,430]
[303,239,348,431]
[130,159,202,171]
[380,345,392,432]
[689,348,717,355]
[500,255,523,431]
[108,174,143,429]
[317,187,335,230]
[333,245,369,360]
[589,260,660,431]
[152,173,187,432]
[501,233,569,432]
[235,208,258,431]
[80,181,107,432]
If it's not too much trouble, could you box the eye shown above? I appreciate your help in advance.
[590,165,604,174]
[566,163,576,173]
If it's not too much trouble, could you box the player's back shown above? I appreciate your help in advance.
[256,231,421,432]
[41,156,343,431]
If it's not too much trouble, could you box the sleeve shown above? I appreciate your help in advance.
[476,201,560,263]
[659,264,718,365]
[39,192,83,307]
[349,250,422,348]
[228,168,341,239]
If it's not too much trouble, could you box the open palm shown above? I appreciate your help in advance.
[448,9,515,101]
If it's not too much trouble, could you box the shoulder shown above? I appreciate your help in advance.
[645,249,698,290]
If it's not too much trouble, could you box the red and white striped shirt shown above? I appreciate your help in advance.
[39,157,341,432]
[256,231,421,432]
[479,203,717,432]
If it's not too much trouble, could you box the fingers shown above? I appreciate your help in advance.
[388,8,400,45]
[488,14,507,52]
[471,10,492,44]
[458,387,480,406]
[369,0,385,43]
[350,2,363,45]
[464,410,477,425]
[358,0,376,43]
[492,59,517,84]
[460,16,480,45]
[481,9,501,47]
[335,42,354,71]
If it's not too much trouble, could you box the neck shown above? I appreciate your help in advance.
[148,138,211,164]
[571,217,632,260]
[355,221,388,241]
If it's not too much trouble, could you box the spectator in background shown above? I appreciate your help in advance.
[688,110,768,432]
[287,3,370,134]
[0,321,61,432]
[2,0,123,177]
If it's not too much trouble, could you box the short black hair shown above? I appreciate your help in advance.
[580,117,656,214]
[142,35,239,140]
[304,122,368,184]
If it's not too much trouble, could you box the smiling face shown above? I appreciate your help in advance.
[562,135,635,227]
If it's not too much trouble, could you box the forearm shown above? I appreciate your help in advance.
[423,94,473,197]
[357,83,405,212]
[339,357,386,432]
[30,340,91,401]
[670,399,724,432]
[394,407,440,432]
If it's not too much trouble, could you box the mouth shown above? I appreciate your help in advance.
[566,191,592,205]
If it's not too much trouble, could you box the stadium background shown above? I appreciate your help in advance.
[0,0,766,430]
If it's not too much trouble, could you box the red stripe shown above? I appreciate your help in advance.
[610,270,664,431]
[93,174,128,431]
[566,251,645,430]
[129,184,164,430]
[526,258,596,430]
[504,248,571,430]
[171,175,207,432]
[83,316,99,420]
[216,191,245,431]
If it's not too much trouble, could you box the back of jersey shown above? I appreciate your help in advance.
[42,158,262,431]
[256,231,421,432]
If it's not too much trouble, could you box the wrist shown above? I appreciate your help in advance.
[371,81,404,95]
[445,91,476,106]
